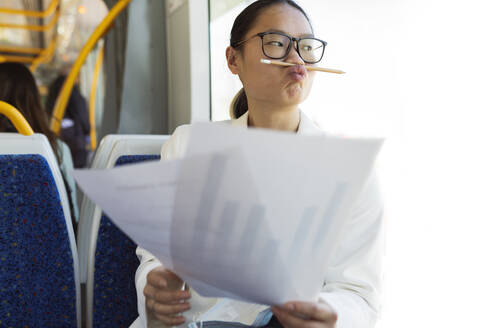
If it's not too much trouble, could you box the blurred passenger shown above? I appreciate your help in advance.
[46,74,90,168]
[0,62,79,227]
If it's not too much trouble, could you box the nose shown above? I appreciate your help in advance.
[284,40,304,65]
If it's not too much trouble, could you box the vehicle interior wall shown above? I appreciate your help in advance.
[117,0,168,135]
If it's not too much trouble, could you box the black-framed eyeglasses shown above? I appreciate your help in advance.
[233,31,327,64]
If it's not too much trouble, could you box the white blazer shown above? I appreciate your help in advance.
[131,111,384,328]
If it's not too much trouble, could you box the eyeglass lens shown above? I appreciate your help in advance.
[262,33,324,63]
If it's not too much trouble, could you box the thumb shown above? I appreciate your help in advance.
[164,270,184,290]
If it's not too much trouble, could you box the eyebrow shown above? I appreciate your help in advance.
[264,28,314,38]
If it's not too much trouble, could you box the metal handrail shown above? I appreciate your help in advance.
[0,101,35,136]
[30,35,58,71]
[89,45,104,150]
[0,44,43,54]
[50,0,133,134]
[0,6,60,31]
[0,0,59,18]
[0,54,34,63]
[0,35,57,66]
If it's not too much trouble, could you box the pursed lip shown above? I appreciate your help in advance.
[286,64,307,81]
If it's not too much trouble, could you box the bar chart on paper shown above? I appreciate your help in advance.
[72,122,383,305]
[169,150,350,305]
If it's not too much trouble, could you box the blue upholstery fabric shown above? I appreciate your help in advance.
[0,154,77,327]
[93,155,160,327]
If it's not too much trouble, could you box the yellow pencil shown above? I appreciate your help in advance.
[260,59,345,74]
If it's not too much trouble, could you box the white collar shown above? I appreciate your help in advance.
[231,111,323,135]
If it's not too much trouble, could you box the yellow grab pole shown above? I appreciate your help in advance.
[0,8,60,31]
[0,45,43,54]
[30,35,58,72]
[0,36,57,68]
[50,0,132,134]
[89,45,105,150]
[0,55,34,63]
[0,0,59,18]
[0,101,34,136]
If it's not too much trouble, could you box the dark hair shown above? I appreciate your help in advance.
[0,63,60,162]
[229,0,312,119]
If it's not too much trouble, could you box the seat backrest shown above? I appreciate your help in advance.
[77,135,169,283]
[78,134,168,328]
[0,133,81,328]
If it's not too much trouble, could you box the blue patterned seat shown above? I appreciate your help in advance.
[78,134,168,327]
[0,134,81,327]
[92,155,160,328]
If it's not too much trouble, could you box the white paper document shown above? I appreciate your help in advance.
[72,123,383,306]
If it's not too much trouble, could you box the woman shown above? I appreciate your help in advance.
[0,62,80,226]
[134,1,383,327]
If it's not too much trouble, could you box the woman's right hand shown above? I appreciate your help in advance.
[144,266,191,326]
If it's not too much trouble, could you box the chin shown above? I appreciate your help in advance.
[284,87,308,104]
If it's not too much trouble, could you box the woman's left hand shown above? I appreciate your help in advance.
[272,299,338,328]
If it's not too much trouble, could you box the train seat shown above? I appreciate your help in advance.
[77,134,168,328]
[0,133,81,327]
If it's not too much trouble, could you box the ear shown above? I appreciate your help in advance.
[226,46,241,75]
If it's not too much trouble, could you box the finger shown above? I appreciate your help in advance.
[279,301,337,323]
[163,269,183,282]
[146,298,155,312]
[154,289,191,303]
[154,313,186,326]
[163,270,185,290]
[153,301,190,315]
[272,307,318,328]
[143,284,157,300]
[147,270,168,289]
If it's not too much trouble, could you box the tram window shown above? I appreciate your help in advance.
[209,1,251,121]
